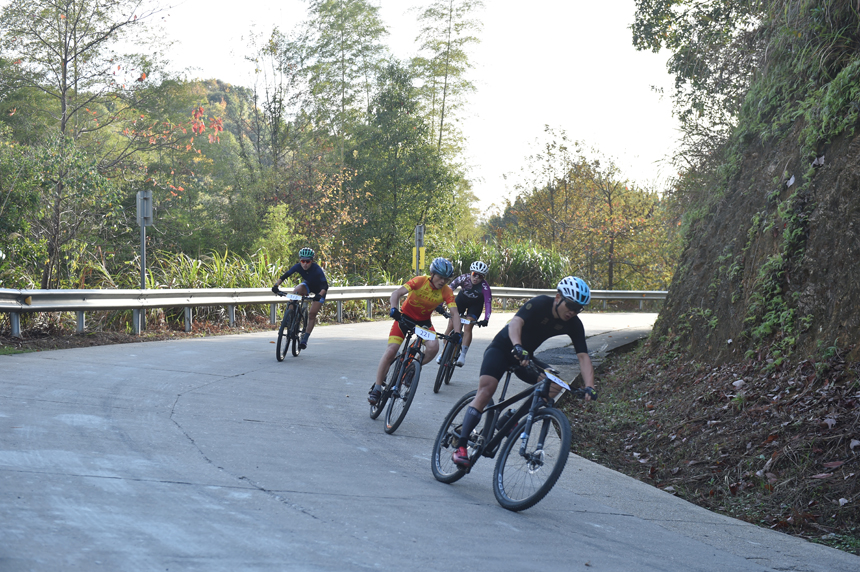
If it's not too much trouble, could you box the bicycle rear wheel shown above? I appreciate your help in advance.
[384,362,419,434]
[276,307,294,362]
[290,306,308,357]
[492,407,571,511]
[433,342,455,393]
[431,390,495,484]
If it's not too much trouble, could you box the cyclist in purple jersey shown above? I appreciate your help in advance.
[451,276,597,468]
[437,260,493,367]
[271,247,328,349]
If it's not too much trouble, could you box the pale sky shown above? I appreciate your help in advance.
[160,0,679,213]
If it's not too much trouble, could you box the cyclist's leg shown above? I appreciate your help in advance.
[305,299,322,335]
[422,338,439,364]
[375,342,400,387]
[457,303,481,365]
[454,346,507,465]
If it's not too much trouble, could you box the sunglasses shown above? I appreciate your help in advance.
[564,300,583,312]
[299,259,312,264]
[471,272,485,279]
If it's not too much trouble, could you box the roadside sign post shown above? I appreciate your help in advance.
[413,224,425,275]
[135,190,153,334]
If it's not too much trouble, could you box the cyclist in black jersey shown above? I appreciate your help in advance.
[271,247,328,350]
[451,276,597,468]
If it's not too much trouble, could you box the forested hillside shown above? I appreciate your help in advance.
[576,0,859,550]
[0,0,679,309]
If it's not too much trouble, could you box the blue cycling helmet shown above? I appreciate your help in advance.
[557,276,590,306]
[429,257,454,278]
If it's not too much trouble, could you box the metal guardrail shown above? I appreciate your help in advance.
[0,286,667,338]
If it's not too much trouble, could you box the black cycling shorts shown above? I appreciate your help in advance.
[456,298,484,321]
[479,344,540,385]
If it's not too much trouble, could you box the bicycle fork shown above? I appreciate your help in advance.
[519,387,552,463]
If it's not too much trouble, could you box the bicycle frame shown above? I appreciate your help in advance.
[388,318,460,393]
[472,364,570,461]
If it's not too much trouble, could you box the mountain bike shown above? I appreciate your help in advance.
[433,312,486,393]
[369,316,459,434]
[275,291,309,360]
[430,355,592,511]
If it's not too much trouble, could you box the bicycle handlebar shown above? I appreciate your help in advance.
[435,307,487,327]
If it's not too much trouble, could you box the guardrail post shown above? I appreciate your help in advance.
[227,304,235,327]
[337,300,343,323]
[11,312,21,338]
[184,307,192,332]
[270,303,277,325]
[639,299,643,310]
[76,311,85,333]
[366,299,372,319]
[132,310,142,335]
[503,298,507,311]
[603,300,607,310]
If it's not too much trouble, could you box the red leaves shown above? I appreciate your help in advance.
[136,72,146,82]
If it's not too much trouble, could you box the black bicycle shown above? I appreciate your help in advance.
[369,316,459,434]
[433,312,486,393]
[275,291,309,360]
[431,356,591,511]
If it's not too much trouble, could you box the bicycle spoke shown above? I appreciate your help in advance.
[492,408,571,511]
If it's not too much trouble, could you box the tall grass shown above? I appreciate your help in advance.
[1,242,573,335]
[442,240,569,288]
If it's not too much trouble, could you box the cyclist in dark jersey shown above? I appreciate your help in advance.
[451,276,597,468]
[271,247,328,350]
[436,260,493,367]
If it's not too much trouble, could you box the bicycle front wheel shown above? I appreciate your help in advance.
[431,390,495,484]
[433,343,455,393]
[492,407,571,511]
[370,354,400,419]
[384,362,419,434]
[444,346,459,385]
[276,308,294,362]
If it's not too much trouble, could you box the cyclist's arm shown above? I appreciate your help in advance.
[449,304,462,334]
[508,316,529,366]
[389,285,409,310]
[482,282,492,320]
[275,264,299,287]
[578,352,596,400]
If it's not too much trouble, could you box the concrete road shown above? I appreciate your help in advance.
[1,313,858,571]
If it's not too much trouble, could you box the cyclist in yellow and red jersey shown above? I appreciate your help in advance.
[368,257,462,405]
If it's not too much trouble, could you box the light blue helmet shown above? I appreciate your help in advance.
[429,257,454,278]
[298,247,315,259]
[557,276,590,306]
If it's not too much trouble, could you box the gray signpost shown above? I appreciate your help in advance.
[414,224,425,276]
[134,190,153,334]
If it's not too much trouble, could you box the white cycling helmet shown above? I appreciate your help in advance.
[557,276,590,306]
[470,260,489,275]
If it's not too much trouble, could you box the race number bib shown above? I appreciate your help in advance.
[544,371,570,390]
[414,327,436,341]
[285,293,302,301]
[460,318,472,325]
